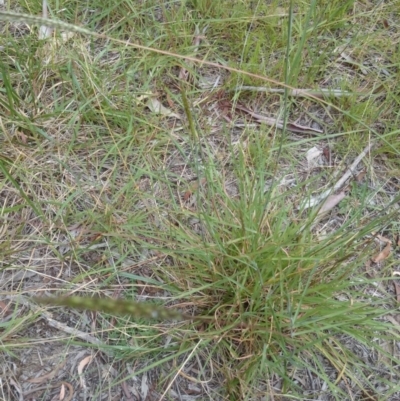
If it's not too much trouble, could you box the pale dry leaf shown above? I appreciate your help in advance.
[60,31,75,42]
[386,314,400,328]
[60,383,66,400]
[371,241,391,263]
[77,355,92,388]
[141,373,149,400]
[393,282,400,303]
[146,98,181,119]
[78,355,92,375]
[306,146,323,168]
[60,381,74,401]
[39,25,52,39]
[375,234,391,244]
[306,146,322,162]
[318,191,346,215]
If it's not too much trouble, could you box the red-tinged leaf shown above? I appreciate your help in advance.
[286,121,323,134]
[322,146,331,163]
[371,242,391,263]
[183,178,206,201]
[0,300,10,317]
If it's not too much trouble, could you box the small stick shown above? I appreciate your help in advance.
[302,141,375,209]
[231,86,365,98]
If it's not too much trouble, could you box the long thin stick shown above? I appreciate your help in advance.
[303,141,375,209]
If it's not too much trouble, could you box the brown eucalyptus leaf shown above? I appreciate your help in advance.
[371,242,391,263]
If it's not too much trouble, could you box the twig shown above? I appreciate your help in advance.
[232,86,364,98]
[235,104,323,134]
[43,313,104,347]
[302,142,375,209]
[9,295,112,355]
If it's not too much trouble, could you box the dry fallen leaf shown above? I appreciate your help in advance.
[386,314,400,328]
[0,300,10,317]
[60,381,74,401]
[371,241,391,263]
[15,130,28,144]
[393,282,400,303]
[60,382,66,400]
[141,373,149,400]
[374,233,391,244]
[146,97,181,119]
[306,146,323,168]
[318,191,346,215]
[183,178,207,201]
[355,170,366,182]
[78,355,93,388]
